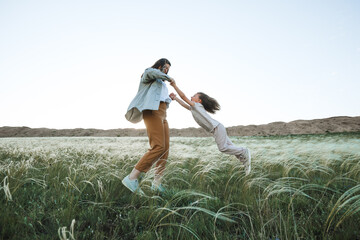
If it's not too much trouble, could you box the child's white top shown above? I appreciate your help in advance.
[190,102,220,133]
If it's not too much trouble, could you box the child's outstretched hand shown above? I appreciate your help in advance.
[169,93,176,100]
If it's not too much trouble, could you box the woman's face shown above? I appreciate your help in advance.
[160,63,170,74]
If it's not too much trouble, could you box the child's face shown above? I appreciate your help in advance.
[191,93,202,103]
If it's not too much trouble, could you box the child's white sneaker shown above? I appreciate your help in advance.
[122,175,144,195]
[243,148,251,175]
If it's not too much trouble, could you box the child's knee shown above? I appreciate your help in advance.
[218,145,228,153]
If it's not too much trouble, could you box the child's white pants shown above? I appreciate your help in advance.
[213,123,246,162]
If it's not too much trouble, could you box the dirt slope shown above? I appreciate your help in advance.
[1,116,359,138]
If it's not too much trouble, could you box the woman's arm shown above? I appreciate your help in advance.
[142,68,173,83]
[170,93,191,110]
[170,81,195,107]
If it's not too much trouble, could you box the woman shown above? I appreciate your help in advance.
[123,58,174,194]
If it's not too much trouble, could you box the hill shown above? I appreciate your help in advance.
[1,116,359,138]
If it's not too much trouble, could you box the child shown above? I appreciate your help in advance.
[169,81,251,175]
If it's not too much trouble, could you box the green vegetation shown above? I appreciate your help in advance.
[1,134,360,239]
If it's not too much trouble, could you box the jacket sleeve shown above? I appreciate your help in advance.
[141,68,171,84]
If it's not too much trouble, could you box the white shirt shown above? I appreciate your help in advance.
[159,80,171,103]
[190,102,220,133]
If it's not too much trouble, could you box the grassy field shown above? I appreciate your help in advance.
[0,133,360,239]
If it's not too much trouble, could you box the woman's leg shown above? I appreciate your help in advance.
[123,103,168,192]
[128,168,141,180]
[154,118,169,186]
[135,103,167,173]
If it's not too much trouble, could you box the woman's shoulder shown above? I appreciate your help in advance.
[144,67,160,73]
[143,68,164,78]
[141,68,159,81]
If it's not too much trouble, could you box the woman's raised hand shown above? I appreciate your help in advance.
[169,78,176,86]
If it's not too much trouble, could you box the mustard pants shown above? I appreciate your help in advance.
[135,102,169,174]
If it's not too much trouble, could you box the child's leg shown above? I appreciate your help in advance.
[213,123,247,162]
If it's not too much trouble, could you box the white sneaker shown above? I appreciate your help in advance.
[151,183,166,193]
[244,148,251,175]
[122,175,145,195]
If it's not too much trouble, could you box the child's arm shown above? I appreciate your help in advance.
[170,93,191,110]
[170,81,195,107]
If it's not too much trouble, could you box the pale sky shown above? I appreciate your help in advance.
[1,0,359,130]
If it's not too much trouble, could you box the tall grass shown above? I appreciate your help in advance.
[0,133,360,239]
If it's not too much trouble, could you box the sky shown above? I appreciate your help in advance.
[1,0,359,130]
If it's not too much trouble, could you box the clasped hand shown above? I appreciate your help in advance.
[169,92,177,100]
[169,78,176,86]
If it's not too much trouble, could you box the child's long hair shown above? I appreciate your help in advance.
[197,92,220,114]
